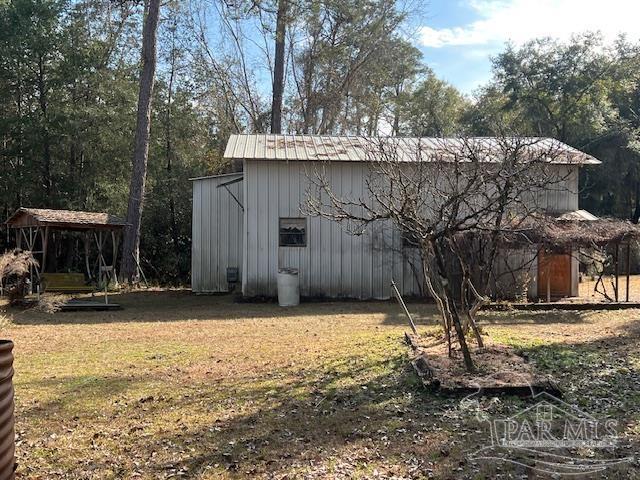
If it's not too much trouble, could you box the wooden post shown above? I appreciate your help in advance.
[99,231,103,284]
[545,252,551,302]
[94,231,107,285]
[25,226,41,285]
[546,273,551,303]
[105,282,108,304]
[40,227,49,278]
[614,242,619,302]
[84,232,92,280]
[111,230,120,287]
[626,241,631,302]
[131,252,149,287]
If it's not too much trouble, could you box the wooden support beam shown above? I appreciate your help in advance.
[111,230,120,287]
[94,231,107,285]
[615,242,620,302]
[84,232,92,280]
[25,226,41,282]
[626,241,631,302]
[391,279,418,335]
[20,228,29,250]
[546,262,551,303]
[40,227,49,277]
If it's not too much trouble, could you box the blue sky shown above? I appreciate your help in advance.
[414,0,640,96]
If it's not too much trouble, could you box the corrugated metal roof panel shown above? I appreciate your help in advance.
[223,134,601,165]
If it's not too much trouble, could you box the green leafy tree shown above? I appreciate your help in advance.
[401,70,468,136]
[468,34,640,221]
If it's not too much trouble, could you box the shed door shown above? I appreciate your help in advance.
[538,249,572,298]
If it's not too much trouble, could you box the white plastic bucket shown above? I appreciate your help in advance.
[277,268,300,306]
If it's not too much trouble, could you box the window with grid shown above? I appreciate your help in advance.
[279,218,307,247]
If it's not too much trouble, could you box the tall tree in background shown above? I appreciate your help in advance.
[120,0,161,282]
[402,71,468,136]
[270,0,287,133]
[467,34,640,222]
[290,0,413,134]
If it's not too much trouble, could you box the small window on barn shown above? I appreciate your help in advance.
[279,218,307,247]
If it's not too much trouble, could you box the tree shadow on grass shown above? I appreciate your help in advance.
[130,319,640,478]
[515,317,640,417]
[16,352,479,478]
[7,291,441,326]
[16,373,155,421]
[479,309,593,325]
[18,333,640,478]
[139,354,468,478]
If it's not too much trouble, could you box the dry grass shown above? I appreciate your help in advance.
[0,291,639,479]
[0,250,37,280]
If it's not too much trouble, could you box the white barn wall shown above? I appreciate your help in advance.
[189,159,580,299]
[533,165,579,213]
[241,160,580,300]
[191,173,244,293]
[242,160,423,299]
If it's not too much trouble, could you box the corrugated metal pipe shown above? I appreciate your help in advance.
[0,341,15,480]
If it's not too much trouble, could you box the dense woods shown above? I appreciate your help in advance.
[1,0,640,283]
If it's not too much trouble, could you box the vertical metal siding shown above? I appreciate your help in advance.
[191,174,244,293]
[243,160,423,299]
[239,161,579,300]
[537,165,579,213]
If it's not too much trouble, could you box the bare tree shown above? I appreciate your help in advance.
[270,0,287,133]
[188,0,267,133]
[305,137,580,371]
[120,0,161,282]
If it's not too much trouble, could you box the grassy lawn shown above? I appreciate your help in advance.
[1,291,640,479]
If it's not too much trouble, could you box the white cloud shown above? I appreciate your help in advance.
[420,0,640,48]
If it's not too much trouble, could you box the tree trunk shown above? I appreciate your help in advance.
[37,55,52,202]
[120,0,161,283]
[164,24,181,262]
[270,0,287,134]
[444,292,474,372]
[633,179,640,224]
[432,241,475,372]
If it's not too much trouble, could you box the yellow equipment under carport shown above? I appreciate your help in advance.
[40,273,94,293]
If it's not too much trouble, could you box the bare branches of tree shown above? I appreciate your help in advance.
[304,136,578,371]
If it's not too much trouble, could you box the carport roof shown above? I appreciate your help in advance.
[6,208,126,230]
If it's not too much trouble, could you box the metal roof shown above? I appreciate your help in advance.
[6,208,126,229]
[223,134,601,165]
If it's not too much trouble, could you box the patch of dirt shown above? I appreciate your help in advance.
[408,335,556,393]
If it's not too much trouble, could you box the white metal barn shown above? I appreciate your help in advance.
[191,135,600,300]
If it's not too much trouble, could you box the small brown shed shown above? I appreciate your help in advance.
[5,208,126,286]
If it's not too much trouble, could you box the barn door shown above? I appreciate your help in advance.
[538,249,572,299]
